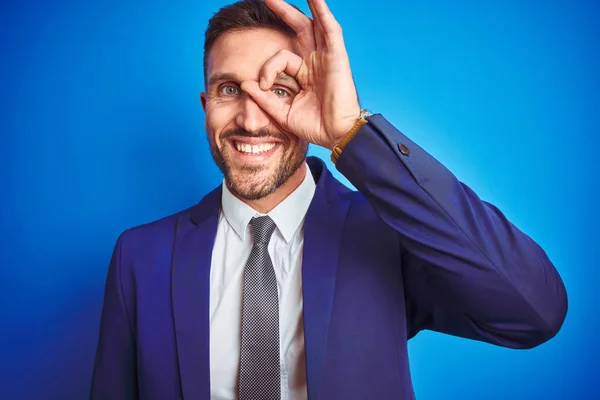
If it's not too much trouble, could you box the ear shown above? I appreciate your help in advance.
[200,92,207,111]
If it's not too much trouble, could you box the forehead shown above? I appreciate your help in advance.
[206,28,298,82]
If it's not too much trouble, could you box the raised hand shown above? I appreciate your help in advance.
[240,0,361,150]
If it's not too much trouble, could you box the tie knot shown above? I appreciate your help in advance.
[250,215,276,245]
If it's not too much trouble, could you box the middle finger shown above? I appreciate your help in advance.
[265,0,316,54]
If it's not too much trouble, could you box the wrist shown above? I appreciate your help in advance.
[330,110,372,163]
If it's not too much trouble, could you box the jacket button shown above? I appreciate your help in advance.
[398,144,410,156]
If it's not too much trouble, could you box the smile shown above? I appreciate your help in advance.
[234,142,277,155]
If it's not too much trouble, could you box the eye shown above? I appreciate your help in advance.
[219,85,241,96]
[272,88,289,98]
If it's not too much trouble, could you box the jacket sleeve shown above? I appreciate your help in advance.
[335,114,568,349]
[90,233,139,399]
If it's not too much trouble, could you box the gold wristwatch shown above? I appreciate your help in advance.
[331,109,372,164]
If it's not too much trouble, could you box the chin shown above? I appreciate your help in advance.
[226,171,279,201]
[210,138,308,201]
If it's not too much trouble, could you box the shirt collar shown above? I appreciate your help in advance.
[221,163,316,243]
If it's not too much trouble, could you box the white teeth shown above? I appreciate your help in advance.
[235,142,275,155]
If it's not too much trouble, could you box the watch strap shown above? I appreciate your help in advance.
[330,110,372,164]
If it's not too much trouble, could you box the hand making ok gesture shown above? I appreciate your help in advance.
[240,0,362,150]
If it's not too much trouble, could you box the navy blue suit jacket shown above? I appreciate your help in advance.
[91,114,568,399]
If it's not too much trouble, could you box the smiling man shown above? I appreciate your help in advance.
[90,0,568,399]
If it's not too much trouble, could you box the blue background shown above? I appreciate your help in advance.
[1,0,598,398]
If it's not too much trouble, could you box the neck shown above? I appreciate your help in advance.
[241,163,307,214]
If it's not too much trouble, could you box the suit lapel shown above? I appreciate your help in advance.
[302,158,351,399]
[171,186,221,400]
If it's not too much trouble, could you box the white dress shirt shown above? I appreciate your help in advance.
[209,164,316,400]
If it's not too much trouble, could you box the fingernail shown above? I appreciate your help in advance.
[260,77,267,89]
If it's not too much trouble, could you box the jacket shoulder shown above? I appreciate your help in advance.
[113,203,200,258]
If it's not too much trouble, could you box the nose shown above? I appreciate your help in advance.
[235,94,271,133]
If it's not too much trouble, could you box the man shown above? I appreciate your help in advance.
[90,0,568,398]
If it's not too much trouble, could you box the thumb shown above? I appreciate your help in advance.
[241,80,290,127]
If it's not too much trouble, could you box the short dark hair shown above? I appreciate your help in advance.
[203,0,302,82]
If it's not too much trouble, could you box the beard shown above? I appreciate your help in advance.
[209,127,308,201]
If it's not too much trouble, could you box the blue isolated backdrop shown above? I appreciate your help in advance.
[1,0,598,399]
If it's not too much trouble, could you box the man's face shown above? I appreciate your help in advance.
[201,28,308,201]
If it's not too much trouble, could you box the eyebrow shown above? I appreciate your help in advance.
[207,71,301,92]
[274,72,300,91]
[208,72,240,88]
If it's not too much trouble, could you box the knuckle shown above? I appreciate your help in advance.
[279,49,292,58]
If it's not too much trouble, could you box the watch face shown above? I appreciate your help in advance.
[360,109,372,119]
